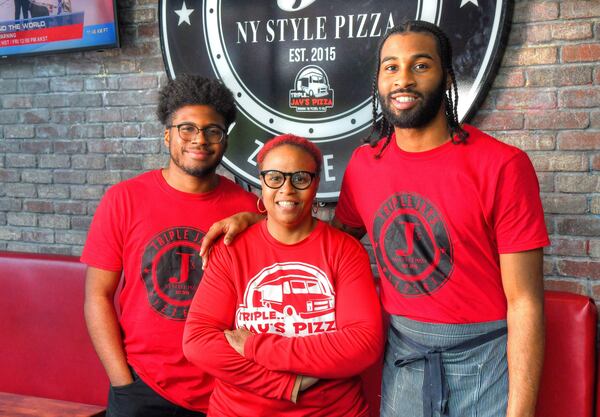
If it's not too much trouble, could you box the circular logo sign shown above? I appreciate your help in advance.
[160,0,512,200]
[372,193,453,296]
[141,226,205,319]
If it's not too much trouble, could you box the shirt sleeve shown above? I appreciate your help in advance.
[243,237,384,379]
[182,243,298,401]
[334,150,365,229]
[218,174,260,215]
[233,183,260,214]
[493,151,550,253]
[80,186,126,271]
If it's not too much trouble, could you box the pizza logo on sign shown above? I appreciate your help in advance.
[372,193,454,297]
[289,65,334,113]
[160,0,512,201]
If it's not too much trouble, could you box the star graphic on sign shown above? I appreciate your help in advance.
[460,0,479,7]
[175,1,194,26]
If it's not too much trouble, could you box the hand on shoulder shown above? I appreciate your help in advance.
[200,211,266,268]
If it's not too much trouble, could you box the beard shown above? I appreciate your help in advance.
[380,76,447,129]
[169,145,223,178]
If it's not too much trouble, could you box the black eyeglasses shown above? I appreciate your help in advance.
[168,123,226,144]
[260,170,316,190]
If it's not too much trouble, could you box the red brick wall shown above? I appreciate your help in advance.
[471,1,600,298]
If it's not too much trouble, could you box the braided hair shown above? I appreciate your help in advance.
[365,20,469,158]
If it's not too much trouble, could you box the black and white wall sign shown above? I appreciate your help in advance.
[160,0,512,201]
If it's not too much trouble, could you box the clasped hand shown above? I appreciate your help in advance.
[224,327,252,356]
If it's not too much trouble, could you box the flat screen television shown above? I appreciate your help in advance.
[0,0,119,59]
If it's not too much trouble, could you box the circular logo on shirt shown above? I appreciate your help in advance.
[372,193,453,296]
[141,226,206,320]
[159,0,512,201]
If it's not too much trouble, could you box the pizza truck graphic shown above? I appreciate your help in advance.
[256,273,334,318]
[289,65,334,112]
[236,262,337,337]
[295,68,328,98]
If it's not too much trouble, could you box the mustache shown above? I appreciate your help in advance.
[184,144,214,153]
[385,88,424,99]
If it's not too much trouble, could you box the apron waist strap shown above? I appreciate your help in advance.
[392,325,507,417]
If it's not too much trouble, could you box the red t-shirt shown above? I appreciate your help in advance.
[336,125,549,324]
[80,170,257,412]
[183,220,383,417]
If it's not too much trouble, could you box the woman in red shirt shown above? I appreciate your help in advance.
[183,134,383,417]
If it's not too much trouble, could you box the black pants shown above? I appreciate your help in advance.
[14,0,29,20]
[107,370,206,417]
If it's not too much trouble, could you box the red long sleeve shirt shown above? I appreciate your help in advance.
[183,220,383,417]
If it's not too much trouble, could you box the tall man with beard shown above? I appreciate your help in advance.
[82,75,257,417]
[333,21,549,417]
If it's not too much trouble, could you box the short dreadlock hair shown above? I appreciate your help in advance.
[156,74,237,128]
[365,20,469,157]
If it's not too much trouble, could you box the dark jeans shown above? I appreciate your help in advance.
[107,370,206,417]
[14,0,30,20]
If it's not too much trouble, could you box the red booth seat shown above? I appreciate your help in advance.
[0,251,109,408]
[536,290,597,417]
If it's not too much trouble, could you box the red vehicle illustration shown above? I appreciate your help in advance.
[255,273,334,318]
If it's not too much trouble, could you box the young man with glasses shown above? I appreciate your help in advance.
[81,75,257,417]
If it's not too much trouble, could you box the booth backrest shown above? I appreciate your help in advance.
[536,291,597,417]
[0,251,109,406]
